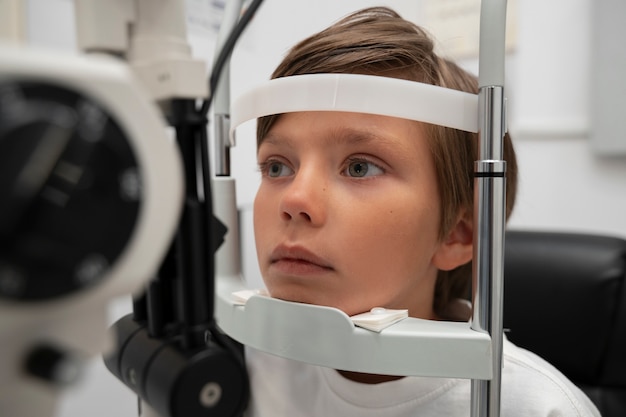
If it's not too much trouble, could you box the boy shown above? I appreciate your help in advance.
[246,7,600,417]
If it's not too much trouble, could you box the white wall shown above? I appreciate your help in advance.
[12,0,626,416]
[503,0,626,237]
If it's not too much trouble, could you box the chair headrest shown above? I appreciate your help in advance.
[503,230,626,386]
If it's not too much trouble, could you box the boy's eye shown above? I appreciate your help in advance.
[345,160,384,178]
[263,161,294,178]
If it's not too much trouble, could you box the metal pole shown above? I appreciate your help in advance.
[471,86,507,417]
[471,1,508,416]
[213,0,245,176]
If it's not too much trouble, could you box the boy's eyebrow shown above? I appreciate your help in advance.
[262,126,404,148]
[330,127,398,146]
[261,131,291,147]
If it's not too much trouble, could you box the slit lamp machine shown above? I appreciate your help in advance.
[0,1,509,416]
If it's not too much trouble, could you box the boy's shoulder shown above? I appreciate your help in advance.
[501,337,601,417]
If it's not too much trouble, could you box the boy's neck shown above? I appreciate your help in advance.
[337,370,405,384]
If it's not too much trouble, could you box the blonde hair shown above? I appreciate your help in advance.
[256,7,518,316]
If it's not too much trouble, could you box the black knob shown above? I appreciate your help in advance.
[24,344,83,386]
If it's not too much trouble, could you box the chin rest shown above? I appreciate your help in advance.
[503,230,626,417]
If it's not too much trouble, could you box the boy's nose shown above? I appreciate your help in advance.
[279,170,326,226]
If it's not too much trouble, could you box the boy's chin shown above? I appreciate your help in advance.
[270,290,379,318]
[265,287,357,314]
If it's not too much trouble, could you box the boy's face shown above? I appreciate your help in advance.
[253,111,455,319]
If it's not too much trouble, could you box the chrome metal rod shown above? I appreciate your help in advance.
[471,85,507,417]
[214,113,231,176]
[471,171,506,417]
[212,0,244,177]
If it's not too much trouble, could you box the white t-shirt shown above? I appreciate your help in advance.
[245,334,600,417]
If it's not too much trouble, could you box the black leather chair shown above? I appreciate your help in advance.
[503,230,626,417]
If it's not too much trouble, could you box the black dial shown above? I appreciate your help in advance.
[0,82,142,301]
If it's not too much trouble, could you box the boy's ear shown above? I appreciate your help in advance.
[432,211,473,271]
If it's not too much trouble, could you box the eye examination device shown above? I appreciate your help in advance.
[0,42,184,416]
[0,1,509,417]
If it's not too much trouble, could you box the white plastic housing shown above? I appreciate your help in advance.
[0,43,184,417]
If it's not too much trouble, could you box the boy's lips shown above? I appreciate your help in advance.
[269,244,334,273]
